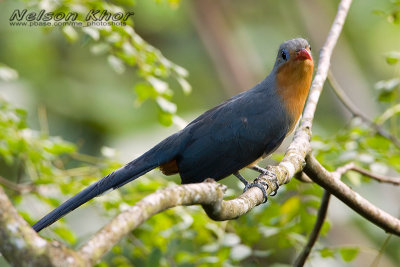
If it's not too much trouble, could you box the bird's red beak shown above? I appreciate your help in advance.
[296,48,312,61]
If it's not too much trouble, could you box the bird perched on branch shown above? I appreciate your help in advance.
[33,38,313,232]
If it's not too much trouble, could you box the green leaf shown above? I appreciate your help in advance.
[320,248,335,258]
[375,78,400,102]
[339,247,359,262]
[134,83,157,103]
[158,112,173,126]
[44,139,76,155]
[385,51,400,65]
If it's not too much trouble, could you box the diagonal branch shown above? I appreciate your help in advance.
[304,155,400,236]
[294,190,331,267]
[328,71,400,148]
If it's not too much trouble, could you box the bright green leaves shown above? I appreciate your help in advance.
[339,247,360,262]
[0,95,76,176]
[36,0,191,127]
[385,51,400,65]
[318,246,360,262]
[317,247,359,263]
[375,78,400,103]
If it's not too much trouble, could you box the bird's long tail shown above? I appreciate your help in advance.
[32,134,180,232]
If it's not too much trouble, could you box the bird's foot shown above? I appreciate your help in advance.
[234,172,268,203]
[243,180,269,203]
[251,165,269,174]
[257,169,279,196]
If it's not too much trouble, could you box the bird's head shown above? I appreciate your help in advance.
[273,38,314,130]
[274,38,313,71]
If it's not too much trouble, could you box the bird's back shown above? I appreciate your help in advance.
[173,76,292,183]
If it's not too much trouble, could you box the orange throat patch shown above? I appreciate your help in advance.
[276,59,314,133]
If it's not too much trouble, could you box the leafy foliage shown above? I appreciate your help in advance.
[44,0,190,126]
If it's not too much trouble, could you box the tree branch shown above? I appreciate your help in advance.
[0,186,88,266]
[294,190,331,267]
[328,71,400,148]
[304,155,400,236]
[80,181,234,264]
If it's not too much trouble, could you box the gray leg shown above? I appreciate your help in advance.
[234,172,249,186]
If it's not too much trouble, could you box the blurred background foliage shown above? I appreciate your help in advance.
[0,0,399,266]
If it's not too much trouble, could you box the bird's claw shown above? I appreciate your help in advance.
[269,178,279,196]
[243,180,269,203]
[258,169,280,197]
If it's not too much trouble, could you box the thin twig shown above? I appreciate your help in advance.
[332,162,400,185]
[328,71,400,148]
[376,104,400,125]
[370,235,392,267]
[305,155,400,236]
[294,190,331,267]
[351,165,400,185]
[0,176,36,194]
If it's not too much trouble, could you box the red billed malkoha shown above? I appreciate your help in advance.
[33,38,314,232]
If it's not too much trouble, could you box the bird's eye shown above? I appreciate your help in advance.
[309,45,312,51]
[281,49,289,61]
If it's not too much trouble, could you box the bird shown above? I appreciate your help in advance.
[33,38,313,232]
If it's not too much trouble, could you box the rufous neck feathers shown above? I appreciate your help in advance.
[276,59,314,132]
